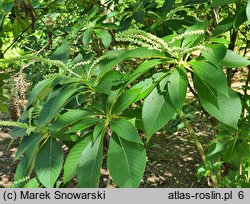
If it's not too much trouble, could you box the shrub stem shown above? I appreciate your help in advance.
[178,111,206,164]
[178,111,219,186]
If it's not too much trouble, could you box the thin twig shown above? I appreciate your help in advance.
[0,0,58,58]
[242,65,250,117]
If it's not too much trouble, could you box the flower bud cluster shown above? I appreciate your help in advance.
[116,29,168,51]
[115,29,207,56]
[168,30,205,45]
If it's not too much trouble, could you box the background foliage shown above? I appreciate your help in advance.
[0,0,250,188]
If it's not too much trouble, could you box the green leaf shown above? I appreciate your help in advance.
[190,60,228,97]
[202,44,227,65]
[194,75,219,108]
[247,0,250,23]
[27,78,54,106]
[128,59,164,84]
[142,76,176,142]
[95,77,112,95]
[53,132,79,142]
[195,77,242,129]
[86,5,101,19]
[93,48,166,78]
[212,17,234,37]
[112,88,142,114]
[96,70,125,94]
[98,11,119,22]
[161,0,175,17]
[111,118,143,144]
[127,47,167,59]
[1,1,14,12]
[0,73,10,80]
[119,17,132,31]
[131,80,157,102]
[99,22,119,29]
[12,19,20,39]
[133,59,164,76]
[95,29,112,48]
[24,178,40,188]
[21,19,31,32]
[13,138,40,187]
[35,137,64,188]
[122,108,144,131]
[102,70,126,87]
[82,28,93,47]
[77,135,103,187]
[182,20,208,48]
[0,14,4,32]
[14,133,41,161]
[210,0,237,7]
[93,121,105,142]
[209,38,229,44]
[87,97,107,114]
[223,139,237,161]
[207,140,228,158]
[107,133,146,187]
[93,50,128,77]
[236,141,250,157]
[181,0,208,5]
[66,117,101,133]
[9,127,27,138]
[130,72,167,102]
[51,41,70,63]
[49,109,92,131]
[133,10,145,24]
[168,68,188,113]
[37,85,80,126]
[66,92,89,109]
[233,8,247,28]
[221,49,250,68]
[63,135,91,183]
